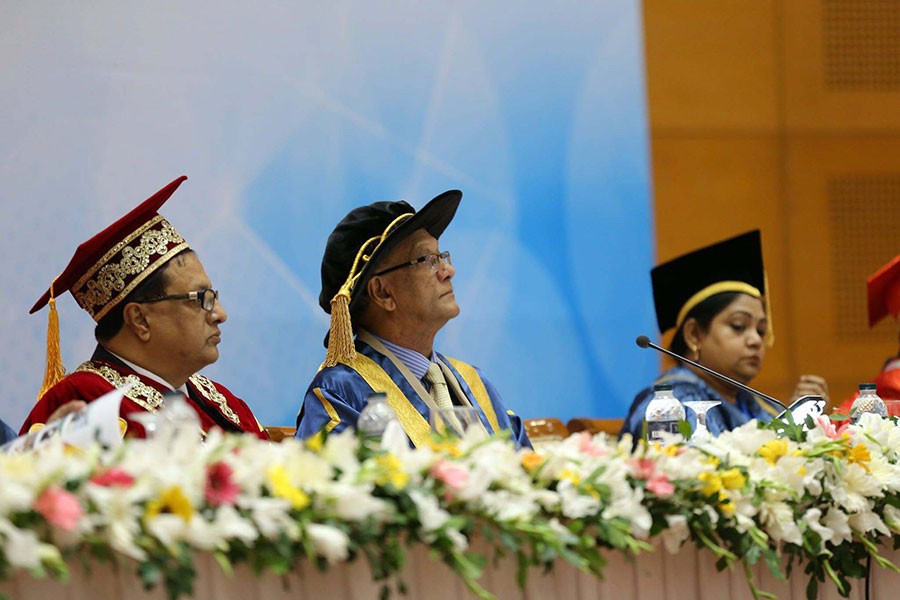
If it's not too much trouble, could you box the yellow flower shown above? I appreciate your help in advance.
[267,465,310,510]
[374,454,409,489]
[521,452,544,473]
[719,498,735,516]
[663,444,681,458]
[305,432,324,453]
[757,439,789,465]
[705,456,721,468]
[719,468,746,491]
[427,439,462,458]
[145,486,194,522]
[848,443,871,472]
[698,472,723,496]
[559,468,581,486]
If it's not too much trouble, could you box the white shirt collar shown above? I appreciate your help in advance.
[105,349,189,395]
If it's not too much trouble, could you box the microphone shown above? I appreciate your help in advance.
[635,335,789,412]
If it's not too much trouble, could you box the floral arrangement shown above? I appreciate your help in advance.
[1,414,900,600]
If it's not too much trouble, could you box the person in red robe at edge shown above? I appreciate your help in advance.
[836,255,900,417]
[20,176,268,440]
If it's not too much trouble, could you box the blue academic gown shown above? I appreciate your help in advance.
[296,339,531,449]
[0,418,17,445]
[620,365,777,439]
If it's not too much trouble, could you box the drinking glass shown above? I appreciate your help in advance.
[429,406,484,438]
[683,400,721,440]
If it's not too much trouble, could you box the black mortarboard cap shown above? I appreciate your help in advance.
[651,230,766,334]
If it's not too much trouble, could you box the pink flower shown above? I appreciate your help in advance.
[627,457,657,480]
[90,468,135,487]
[430,459,470,496]
[34,487,84,531]
[577,432,609,457]
[816,415,840,440]
[646,473,675,497]
[205,461,240,506]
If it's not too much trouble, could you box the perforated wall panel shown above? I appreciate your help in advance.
[824,0,900,91]
[828,174,900,339]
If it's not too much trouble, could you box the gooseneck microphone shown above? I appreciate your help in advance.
[635,335,789,412]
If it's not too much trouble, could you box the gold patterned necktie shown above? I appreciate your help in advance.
[425,362,453,409]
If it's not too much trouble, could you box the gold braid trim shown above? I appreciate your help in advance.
[75,362,166,411]
[189,374,242,426]
[675,281,761,330]
[323,212,413,367]
[72,216,190,321]
[339,352,430,447]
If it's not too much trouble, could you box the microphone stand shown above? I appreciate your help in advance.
[635,335,789,412]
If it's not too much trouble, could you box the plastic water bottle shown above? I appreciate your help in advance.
[850,383,887,424]
[357,392,398,438]
[645,383,685,444]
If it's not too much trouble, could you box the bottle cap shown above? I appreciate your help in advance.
[653,383,674,392]
[858,383,877,392]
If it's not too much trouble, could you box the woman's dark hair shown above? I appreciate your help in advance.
[668,291,743,358]
[94,249,194,342]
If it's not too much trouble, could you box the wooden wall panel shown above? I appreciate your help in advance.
[644,0,779,132]
[783,0,900,131]
[644,0,900,410]
[786,138,900,401]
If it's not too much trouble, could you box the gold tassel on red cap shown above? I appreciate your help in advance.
[37,279,66,399]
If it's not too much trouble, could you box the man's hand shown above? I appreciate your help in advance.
[47,400,87,423]
[789,375,829,405]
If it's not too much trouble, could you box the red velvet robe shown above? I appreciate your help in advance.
[20,346,268,440]
[835,357,900,416]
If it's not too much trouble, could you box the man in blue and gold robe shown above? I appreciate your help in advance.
[295,191,530,449]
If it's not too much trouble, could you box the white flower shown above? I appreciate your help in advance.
[0,520,60,569]
[241,496,298,540]
[185,505,258,551]
[829,463,882,513]
[823,508,852,545]
[801,508,834,551]
[555,480,600,520]
[883,505,900,533]
[409,489,449,533]
[306,523,350,564]
[146,514,190,549]
[848,510,890,536]
[660,514,689,554]
[759,500,801,545]
[446,528,469,552]
[323,483,389,522]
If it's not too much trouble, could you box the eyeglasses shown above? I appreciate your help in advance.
[373,251,452,276]
[137,288,220,312]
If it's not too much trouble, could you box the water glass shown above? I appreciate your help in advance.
[429,406,484,437]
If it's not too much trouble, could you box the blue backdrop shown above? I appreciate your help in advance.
[0,1,656,428]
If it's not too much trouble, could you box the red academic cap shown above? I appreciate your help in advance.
[867,255,900,327]
[31,176,190,322]
[30,176,191,399]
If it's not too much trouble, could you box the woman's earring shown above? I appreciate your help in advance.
[690,345,701,362]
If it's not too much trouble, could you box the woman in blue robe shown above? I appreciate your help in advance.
[621,231,828,439]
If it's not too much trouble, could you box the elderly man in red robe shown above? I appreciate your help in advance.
[20,176,267,440]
